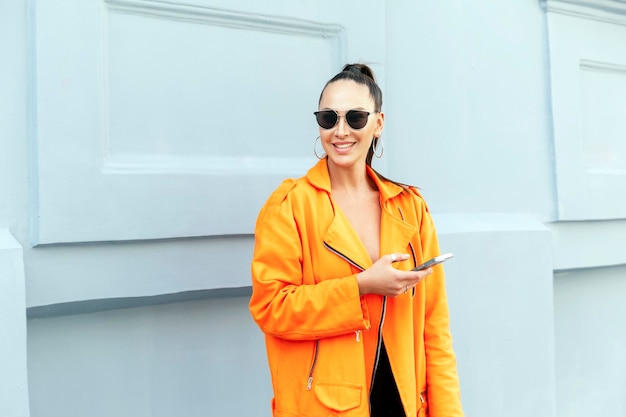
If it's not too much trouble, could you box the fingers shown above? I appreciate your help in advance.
[414,267,434,282]
[398,267,433,296]
[365,254,435,297]
[388,253,410,263]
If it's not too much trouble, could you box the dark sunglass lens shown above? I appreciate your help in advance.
[315,111,338,129]
[346,111,369,129]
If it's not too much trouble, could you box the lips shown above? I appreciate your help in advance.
[332,142,355,149]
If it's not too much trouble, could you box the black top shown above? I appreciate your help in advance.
[369,340,406,417]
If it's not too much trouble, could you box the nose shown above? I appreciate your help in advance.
[335,115,349,137]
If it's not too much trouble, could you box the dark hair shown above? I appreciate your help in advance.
[319,64,383,113]
[319,64,403,185]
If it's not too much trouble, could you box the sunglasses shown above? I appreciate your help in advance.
[314,109,371,130]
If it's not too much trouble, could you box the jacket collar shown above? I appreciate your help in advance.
[307,158,416,270]
[306,158,406,203]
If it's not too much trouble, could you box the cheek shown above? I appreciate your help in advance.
[361,130,376,144]
[319,130,333,142]
[366,124,379,138]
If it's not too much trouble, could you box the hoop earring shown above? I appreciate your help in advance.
[374,137,384,159]
[314,136,326,159]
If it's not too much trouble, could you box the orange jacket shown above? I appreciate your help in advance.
[250,159,463,417]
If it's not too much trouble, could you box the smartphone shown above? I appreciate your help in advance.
[412,253,454,271]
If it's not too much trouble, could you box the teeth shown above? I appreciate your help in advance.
[335,143,353,149]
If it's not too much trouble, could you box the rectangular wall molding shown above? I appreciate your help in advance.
[32,0,379,243]
[542,0,626,25]
[101,0,344,176]
[545,5,626,220]
[105,0,345,37]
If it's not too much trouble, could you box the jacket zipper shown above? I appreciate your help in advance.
[398,207,418,296]
[368,295,387,403]
[419,390,427,413]
[323,242,366,272]
[408,241,418,296]
[306,340,319,390]
[397,206,417,264]
[324,242,367,329]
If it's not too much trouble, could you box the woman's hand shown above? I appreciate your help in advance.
[356,253,433,297]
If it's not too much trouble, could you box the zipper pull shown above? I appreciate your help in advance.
[419,393,425,404]
[307,376,313,391]
[355,330,361,342]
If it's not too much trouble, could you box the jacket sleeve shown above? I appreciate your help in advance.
[417,198,464,416]
[249,181,370,341]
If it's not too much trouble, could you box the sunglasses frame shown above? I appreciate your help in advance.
[314,109,372,130]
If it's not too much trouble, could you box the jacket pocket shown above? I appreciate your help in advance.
[314,382,361,412]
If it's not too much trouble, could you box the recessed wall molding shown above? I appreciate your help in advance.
[32,0,382,244]
[580,59,626,74]
[542,0,626,25]
[102,154,316,176]
[105,0,345,38]
[545,0,626,220]
[100,0,344,177]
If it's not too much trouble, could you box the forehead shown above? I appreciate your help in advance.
[319,79,374,110]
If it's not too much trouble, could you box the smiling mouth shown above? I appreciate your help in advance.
[333,143,355,149]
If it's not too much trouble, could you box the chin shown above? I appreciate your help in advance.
[327,155,366,169]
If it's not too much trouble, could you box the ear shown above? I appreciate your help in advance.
[375,112,385,137]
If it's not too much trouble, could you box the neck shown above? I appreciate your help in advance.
[327,160,376,193]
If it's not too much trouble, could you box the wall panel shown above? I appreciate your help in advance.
[32,0,385,244]
[545,0,626,220]
[0,230,30,417]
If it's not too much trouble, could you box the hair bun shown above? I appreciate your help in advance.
[342,63,376,82]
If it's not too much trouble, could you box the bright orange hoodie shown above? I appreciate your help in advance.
[250,158,463,417]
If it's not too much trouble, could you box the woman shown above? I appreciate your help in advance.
[250,64,463,417]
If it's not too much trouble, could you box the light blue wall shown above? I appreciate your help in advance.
[384,2,555,414]
[27,296,271,417]
[1,1,625,417]
[554,266,626,416]
[384,1,554,220]
[436,214,555,417]
[0,0,29,236]
[0,231,30,417]
[0,1,31,414]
